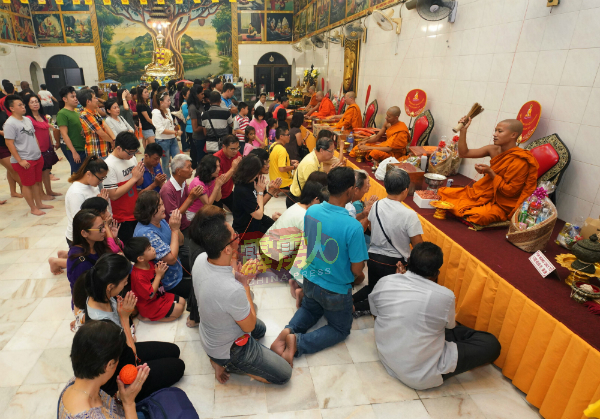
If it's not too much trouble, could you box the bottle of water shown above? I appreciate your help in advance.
[347,131,354,152]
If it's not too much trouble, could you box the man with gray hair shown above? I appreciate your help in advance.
[346,170,378,231]
[352,167,424,318]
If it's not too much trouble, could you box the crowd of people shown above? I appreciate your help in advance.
[0,77,503,418]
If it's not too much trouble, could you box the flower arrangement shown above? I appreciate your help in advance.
[303,64,319,88]
[290,88,303,98]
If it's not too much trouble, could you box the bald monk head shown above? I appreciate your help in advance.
[345,91,356,105]
[315,91,324,101]
[385,106,401,125]
[308,86,316,94]
[494,119,523,148]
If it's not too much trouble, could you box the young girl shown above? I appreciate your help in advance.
[248,106,267,153]
[152,91,182,179]
[79,253,185,401]
[124,237,186,322]
[267,117,278,145]
[136,86,155,147]
[186,154,226,221]
[242,126,259,156]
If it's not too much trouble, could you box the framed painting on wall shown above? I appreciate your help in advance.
[329,0,345,26]
[266,12,292,42]
[61,3,90,12]
[13,16,35,44]
[298,9,306,38]
[298,0,308,10]
[238,12,264,42]
[306,1,316,34]
[0,12,14,41]
[31,0,59,13]
[267,0,293,11]
[317,0,329,30]
[63,13,92,44]
[32,13,64,44]
[347,0,368,16]
[237,0,266,11]
[10,0,29,17]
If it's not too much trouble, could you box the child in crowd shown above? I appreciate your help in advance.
[267,118,278,145]
[124,237,186,323]
[234,102,250,155]
[242,126,259,156]
[186,154,226,221]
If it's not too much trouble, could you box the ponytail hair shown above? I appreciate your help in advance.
[68,155,108,183]
[84,253,132,304]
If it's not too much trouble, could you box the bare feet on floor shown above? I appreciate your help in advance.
[282,333,297,367]
[11,193,23,198]
[0,200,5,205]
[39,204,54,210]
[50,174,60,181]
[295,288,304,309]
[31,208,46,216]
[48,257,64,275]
[270,328,291,356]
[186,316,199,328]
[42,195,56,201]
[57,250,68,258]
[50,191,62,196]
[211,359,230,384]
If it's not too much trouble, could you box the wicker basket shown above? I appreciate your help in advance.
[312,123,334,139]
[428,155,462,177]
[506,198,557,253]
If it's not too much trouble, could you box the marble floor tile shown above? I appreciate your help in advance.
[265,367,319,413]
[240,411,323,419]
[174,374,215,419]
[176,340,214,376]
[174,314,201,342]
[213,374,268,417]
[11,278,58,299]
[0,322,22,350]
[2,263,46,280]
[372,400,431,419]
[46,320,76,349]
[254,287,298,310]
[310,364,370,409]
[26,297,72,322]
[260,308,296,337]
[0,386,18,413]
[345,329,379,363]
[0,280,27,299]
[456,364,515,394]
[32,235,67,249]
[258,335,309,368]
[3,383,64,419]
[320,404,377,419]
[350,315,374,330]
[1,237,40,251]
[305,342,353,367]
[469,389,544,419]
[14,248,56,264]
[0,237,16,250]
[0,298,41,323]
[0,349,43,387]
[0,227,30,238]
[4,321,62,351]
[135,318,178,343]
[45,278,72,298]
[24,347,74,385]
[19,225,55,238]
[417,376,467,399]
[0,250,28,264]
[421,395,486,419]
[355,361,419,403]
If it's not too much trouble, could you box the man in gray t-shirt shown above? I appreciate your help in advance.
[192,216,291,385]
[4,114,40,164]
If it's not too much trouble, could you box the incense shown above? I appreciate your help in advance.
[453,103,484,133]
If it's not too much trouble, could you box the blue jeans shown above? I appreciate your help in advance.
[156,138,180,179]
[210,319,292,385]
[285,279,353,356]
[60,144,86,174]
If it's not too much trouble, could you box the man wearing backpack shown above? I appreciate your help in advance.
[201,91,233,154]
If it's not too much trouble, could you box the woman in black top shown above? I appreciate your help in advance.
[231,155,281,236]
[136,85,155,147]
[286,112,305,162]
[186,85,207,168]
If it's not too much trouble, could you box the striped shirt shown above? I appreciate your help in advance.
[235,115,250,143]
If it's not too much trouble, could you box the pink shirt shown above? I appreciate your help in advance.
[27,115,51,152]
[249,118,267,145]
[187,177,215,214]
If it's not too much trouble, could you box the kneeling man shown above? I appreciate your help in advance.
[437,117,538,226]
[369,242,501,390]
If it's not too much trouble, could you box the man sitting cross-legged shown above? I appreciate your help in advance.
[369,242,501,390]
[192,211,292,385]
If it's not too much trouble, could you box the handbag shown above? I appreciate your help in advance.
[136,387,199,419]
[205,116,221,153]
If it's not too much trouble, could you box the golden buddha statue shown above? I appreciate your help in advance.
[142,34,177,82]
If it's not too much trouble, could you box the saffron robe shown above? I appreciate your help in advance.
[334,103,362,131]
[312,97,336,119]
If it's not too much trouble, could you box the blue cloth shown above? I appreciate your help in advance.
[286,279,353,356]
[300,202,368,294]
[182,103,193,134]
[133,220,182,290]
[221,96,233,109]
[138,161,164,193]
[156,138,180,179]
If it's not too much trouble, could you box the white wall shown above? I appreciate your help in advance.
[0,43,99,88]
[240,0,600,221]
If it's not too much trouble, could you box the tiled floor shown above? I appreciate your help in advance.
[0,157,544,418]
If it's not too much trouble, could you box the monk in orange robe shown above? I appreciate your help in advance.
[327,91,362,130]
[307,91,336,119]
[356,106,409,161]
[437,117,539,226]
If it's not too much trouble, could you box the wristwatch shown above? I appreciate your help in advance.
[258,192,264,196]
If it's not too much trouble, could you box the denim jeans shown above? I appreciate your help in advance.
[156,138,180,179]
[210,319,292,385]
[285,279,353,356]
[60,144,86,174]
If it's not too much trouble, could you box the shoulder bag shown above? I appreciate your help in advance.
[374,201,407,264]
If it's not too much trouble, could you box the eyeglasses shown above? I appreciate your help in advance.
[93,172,107,182]
[324,148,335,154]
[228,147,240,152]
[87,223,106,232]
[281,133,290,137]
[221,233,240,252]
[125,149,138,156]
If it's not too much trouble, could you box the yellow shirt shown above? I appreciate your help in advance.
[290,150,322,197]
[269,143,293,189]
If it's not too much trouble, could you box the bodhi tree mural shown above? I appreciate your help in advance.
[95,0,232,85]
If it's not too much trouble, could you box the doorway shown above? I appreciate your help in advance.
[43,55,85,101]
[29,62,43,92]
[254,52,291,97]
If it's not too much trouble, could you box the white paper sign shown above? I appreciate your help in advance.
[529,250,556,278]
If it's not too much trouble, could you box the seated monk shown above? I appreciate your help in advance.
[304,86,318,113]
[327,91,362,131]
[307,91,336,119]
[354,106,409,162]
[437,117,539,226]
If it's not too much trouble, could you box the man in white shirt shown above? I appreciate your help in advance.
[369,242,501,390]
[254,93,267,110]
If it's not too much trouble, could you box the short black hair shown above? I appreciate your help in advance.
[59,85,76,108]
[70,321,126,380]
[195,154,219,184]
[144,142,163,157]
[77,89,95,108]
[212,77,222,89]
[198,216,232,259]
[300,180,326,205]
[259,93,266,98]
[233,154,262,184]
[276,108,287,122]
[274,94,281,102]
[209,90,222,104]
[189,205,226,247]
[315,136,334,152]
[123,237,151,263]
[4,94,22,111]
[84,253,132,304]
[327,166,356,196]
[104,98,118,113]
[275,126,289,139]
[81,197,109,214]
[316,129,334,140]
[202,89,212,100]
[40,83,47,90]
[407,242,444,278]
[134,190,161,225]
[238,101,248,111]
[110,84,118,92]
[223,83,235,92]
[249,147,269,165]
[221,134,239,148]
[115,131,140,151]
[151,80,159,91]
[176,81,184,92]
[254,106,265,120]
[384,167,411,195]
[290,112,304,129]
[280,96,289,103]
[4,83,14,94]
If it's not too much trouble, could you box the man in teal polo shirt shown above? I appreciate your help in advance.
[271,166,369,363]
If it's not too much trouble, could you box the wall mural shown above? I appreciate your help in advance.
[94,0,233,87]
[29,0,93,46]
[0,0,35,45]
[237,0,292,44]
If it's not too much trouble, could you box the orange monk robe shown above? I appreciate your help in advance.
[437,147,539,226]
[312,97,336,119]
[333,103,362,131]
[367,121,410,161]
[308,93,318,107]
